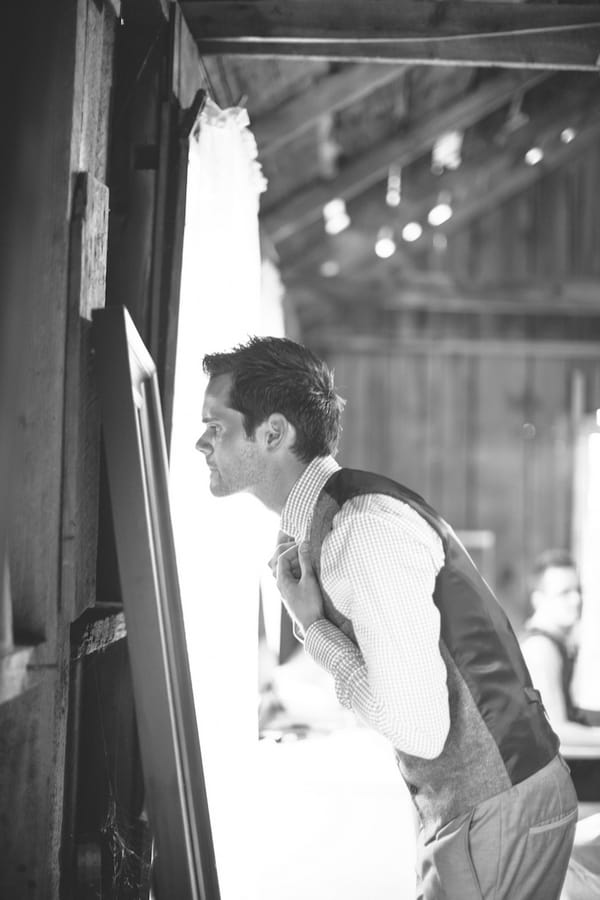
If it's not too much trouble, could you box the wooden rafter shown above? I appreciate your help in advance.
[261,70,548,243]
[181,1,600,69]
[439,105,600,237]
[348,77,600,242]
[289,274,600,317]
[253,62,407,155]
[277,74,600,280]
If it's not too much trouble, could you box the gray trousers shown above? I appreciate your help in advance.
[416,754,578,899]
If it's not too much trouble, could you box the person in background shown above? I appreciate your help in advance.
[521,549,600,749]
[196,335,577,900]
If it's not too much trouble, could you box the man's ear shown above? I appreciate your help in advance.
[261,413,296,452]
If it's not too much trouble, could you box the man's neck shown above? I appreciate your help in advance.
[254,458,308,515]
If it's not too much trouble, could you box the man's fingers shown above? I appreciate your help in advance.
[297,542,315,579]
[268,540,296,574]
[276,544,301,584]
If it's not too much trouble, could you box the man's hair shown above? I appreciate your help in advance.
[202,336,345,463]
[530,548,577,591]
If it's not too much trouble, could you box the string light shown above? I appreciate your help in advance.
[319,259,340,278]
[525,146,544,166]
[427,191,453,227]
[386,166,402,207]
[402,222,423,242]
[431,131,463,173]
[375,226,396,259]
[560,127,576,144]
[323,198,350,235]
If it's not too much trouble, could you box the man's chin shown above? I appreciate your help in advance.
[208,474,232,498]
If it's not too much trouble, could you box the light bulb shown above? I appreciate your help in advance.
[375,227,396,259]
[427,202,452,227]
[323,198,351,235]
[319,259,340,278]
[402,222,423,242]
[525,147,543,166]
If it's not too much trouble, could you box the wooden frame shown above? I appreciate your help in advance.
[92,305,220,900]
[182,1,600,70]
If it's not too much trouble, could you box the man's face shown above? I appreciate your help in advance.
[533,565,582,634]
[196,374,266,498]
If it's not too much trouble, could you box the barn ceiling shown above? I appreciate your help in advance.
[181,2,600,335]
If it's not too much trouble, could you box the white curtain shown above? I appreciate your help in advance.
[169,99,283,900]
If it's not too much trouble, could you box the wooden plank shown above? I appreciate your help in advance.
[171,2,206,109]
[60,172,108,631]
[313,334,600,359]
[289,273,600,317]
[69,172,109,320]
[334,351,370,470]
[253,63,407,155]
[182,1,600,69]
[529,357,572,552]
[71,610,127,659]
[475,354,529,624]
[262,70,548,243]
[439,354,472,527]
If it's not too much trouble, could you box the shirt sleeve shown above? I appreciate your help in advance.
[304,494,450,759]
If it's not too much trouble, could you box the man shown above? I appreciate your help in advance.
[196,336,577,900]
[521,549,600,749]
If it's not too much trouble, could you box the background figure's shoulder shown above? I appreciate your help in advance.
[521,630,565,673]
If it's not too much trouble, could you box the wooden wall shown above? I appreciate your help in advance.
[1,2,209,895]
[443,138,600,285]
[0,1,116,896]
[323,339,600,626]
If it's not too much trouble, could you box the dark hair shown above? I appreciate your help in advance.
[530,548,577,591]
[202,336,345,463]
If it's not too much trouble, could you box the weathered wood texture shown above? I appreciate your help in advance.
[441,136,600,284]
[262,70,548,241]
[0,1,115,896]
[107,3,206,441]
[183,1,600,69]
[253,62,407,156]
[323,338,600,628]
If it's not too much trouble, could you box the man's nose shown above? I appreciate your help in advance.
[195,432,211,455]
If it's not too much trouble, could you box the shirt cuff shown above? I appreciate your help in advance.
[304,618,361,675]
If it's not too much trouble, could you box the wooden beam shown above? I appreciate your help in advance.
[309,333,600,358]
[262,70,548,243]
[289,276,600,317]
[253,62,407,155]
[181,1,600,69]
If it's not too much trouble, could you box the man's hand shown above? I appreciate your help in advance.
[271,540,325,638]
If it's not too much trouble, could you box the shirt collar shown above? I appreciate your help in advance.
[281,455,341,541]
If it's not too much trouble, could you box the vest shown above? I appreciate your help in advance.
[308,468,559,840]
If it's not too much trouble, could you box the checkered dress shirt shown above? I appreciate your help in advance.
[280,455,450,758]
